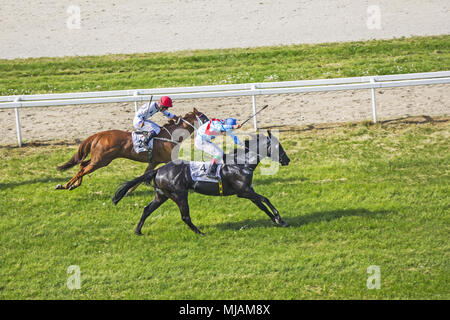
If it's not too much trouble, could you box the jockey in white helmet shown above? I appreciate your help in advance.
[195,117,242,178]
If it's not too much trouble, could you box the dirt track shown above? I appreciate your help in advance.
[1,1,449,145]
[1,0,449,59]
[1,84,448,146]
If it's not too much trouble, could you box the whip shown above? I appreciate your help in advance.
[240,104,269,127]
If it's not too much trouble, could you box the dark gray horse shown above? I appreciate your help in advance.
[112,130,290,235]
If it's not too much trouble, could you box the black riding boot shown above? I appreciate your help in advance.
[207,162,218,179]
[142,131,158,149]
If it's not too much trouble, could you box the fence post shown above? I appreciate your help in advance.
[14,97,22,147]
[133,91,139,113]
[370,78,377,123]
[251,84,258,131]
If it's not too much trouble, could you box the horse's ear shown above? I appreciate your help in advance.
[193,107,198,113]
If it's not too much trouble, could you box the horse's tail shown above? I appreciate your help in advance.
[57,134,96,171]
[112,170,158,205]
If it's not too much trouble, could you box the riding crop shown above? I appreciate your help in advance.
[240,104,269,127]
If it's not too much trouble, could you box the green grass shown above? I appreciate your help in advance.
[1,35,449,95]
[0,118,448,299]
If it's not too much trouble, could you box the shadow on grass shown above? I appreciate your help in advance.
[0,177,68,190]
[214,208,392,231]
[252,175,307,186]
[259,115,448,133]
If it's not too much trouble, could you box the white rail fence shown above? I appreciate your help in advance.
[1,71,449,147]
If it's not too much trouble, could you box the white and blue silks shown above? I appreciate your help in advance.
[195,119,243,160]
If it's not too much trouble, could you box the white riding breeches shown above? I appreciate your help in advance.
[195,136,224,160]
[133,118,161,135]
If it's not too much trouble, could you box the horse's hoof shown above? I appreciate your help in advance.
[134,230,143,236]
[55,184,63,190]
[68,185,75,191]
[276,220,289,227]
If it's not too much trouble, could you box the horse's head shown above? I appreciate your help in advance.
[265,130,290,166]
[179,108,209,131]
[241,130,290,166]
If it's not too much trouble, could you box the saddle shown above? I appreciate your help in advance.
[189,161,222,183]
[132,131,154,154]
[190,161,224,195]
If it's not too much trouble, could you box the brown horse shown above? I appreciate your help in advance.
[55,108,208,191]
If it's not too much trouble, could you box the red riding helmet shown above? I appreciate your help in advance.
[158,96,173,108]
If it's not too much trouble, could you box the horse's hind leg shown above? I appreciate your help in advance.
[135,192,168,235]
[171,192,204,235]
[55,170,83,190]
[56,160,109,191]
[70,160,112,190]
[55,160,90,190]
[66,161,92,190]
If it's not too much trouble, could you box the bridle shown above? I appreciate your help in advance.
[267,135,288,161]
[155,112,208,144]
[175,112,208,130]
[241,136,287,162]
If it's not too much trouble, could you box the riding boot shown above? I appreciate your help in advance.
[207,162,218,179]
[143,131,158,149]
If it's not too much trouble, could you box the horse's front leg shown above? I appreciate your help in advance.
[171,192,204,235]
[255,192,289,227]
[238,188,288,227]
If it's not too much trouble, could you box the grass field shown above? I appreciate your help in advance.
[1,35,449,95]
[0,117,448,299]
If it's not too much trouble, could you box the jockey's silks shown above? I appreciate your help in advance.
[133,101,176,136]
[197,119,242,145]
[135,101,176,126]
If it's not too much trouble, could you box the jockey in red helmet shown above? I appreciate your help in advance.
[133,96,178,152]
[158,96,173,109]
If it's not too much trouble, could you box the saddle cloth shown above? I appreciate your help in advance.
[189,161,222,183]
[132,131,153,154]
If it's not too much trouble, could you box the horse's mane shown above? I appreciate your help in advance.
[223,133,270,164]
[241,133,272,148]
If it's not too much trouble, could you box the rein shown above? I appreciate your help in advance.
[234,136,286,165]
[242,145,267,160]
[179,116,199,131]
[153,137,179,144]
[154,113,204,144]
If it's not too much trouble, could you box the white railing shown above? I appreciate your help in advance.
[1,71,449,147]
